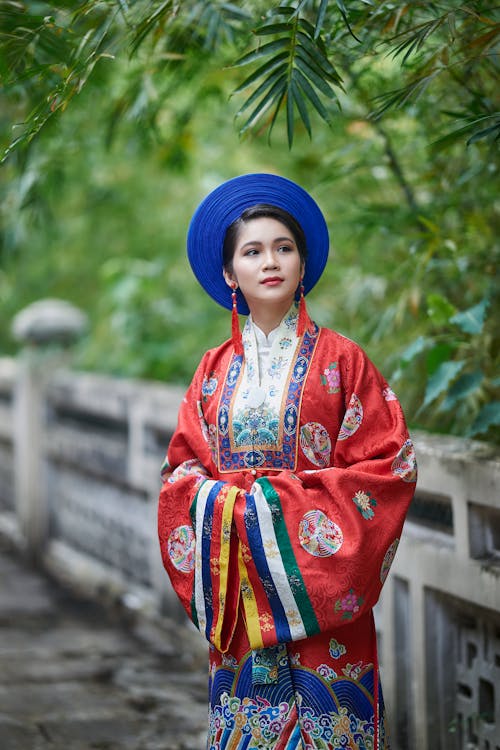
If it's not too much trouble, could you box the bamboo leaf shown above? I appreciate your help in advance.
[295,42,343,85]
[465,25,500,51]
[370,72,439,119]
[286,84,294,147]
[231,51,288,94]
[224,3,250,15]
[232,38,289,68]
[431,113,500,150]
[467,120,500,145]
[238,73,287,134]
[130,1,173,55]
[295,31,340,80]
[447,10,456,40]
[271,6,297,16]
[389,18,445,64]
[294,68,331,124]
[301,19,331,59]
[296,17,318,40]
[267,88,286,142]
[315,0,328,40]
[204,9,220,50]
[335,0,362,43]
[235,65,286,116]
[289,1,311,19]
[253,22,292,36]
[220,3,251,21]
[117,0,130,18]
[291,77,311,136]
[295,53,338,100]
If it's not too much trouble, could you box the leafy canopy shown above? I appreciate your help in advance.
[0,1,498,443]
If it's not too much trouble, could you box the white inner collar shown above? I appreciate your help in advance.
[236,304,301,412]
[251,320,281,348]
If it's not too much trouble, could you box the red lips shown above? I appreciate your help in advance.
[261,276,283,285]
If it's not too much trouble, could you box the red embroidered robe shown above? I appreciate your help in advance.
[158,307,416,750]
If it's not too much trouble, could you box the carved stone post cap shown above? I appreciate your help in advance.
[12,298,88,346]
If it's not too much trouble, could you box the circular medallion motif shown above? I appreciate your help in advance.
[380,538,400,584]
[218,405,229,436]
[293,356,308,382]
[300,422,331,467]
[338,393,363,441]
[299,509,343,557]
[244,450,265,468]
[227,360,241,386]
[167,525,195,573]
[283,403,298,436]
[391,439,417,482]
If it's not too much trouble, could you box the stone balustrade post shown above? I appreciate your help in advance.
[11,299,87,558]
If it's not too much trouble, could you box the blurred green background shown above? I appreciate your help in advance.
[0,1,498,442]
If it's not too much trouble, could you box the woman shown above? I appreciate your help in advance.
[158,173,417,750]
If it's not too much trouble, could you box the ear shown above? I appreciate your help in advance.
[223,268,237,288]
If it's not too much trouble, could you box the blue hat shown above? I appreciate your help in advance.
[187,173,330,315]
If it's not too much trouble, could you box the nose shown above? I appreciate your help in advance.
[262,248,279,269]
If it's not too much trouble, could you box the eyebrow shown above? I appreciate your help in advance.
[239,236,295,249]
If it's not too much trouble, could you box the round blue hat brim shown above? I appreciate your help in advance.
[187,173,329,315]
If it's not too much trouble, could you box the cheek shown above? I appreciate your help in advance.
[232,259,253,282]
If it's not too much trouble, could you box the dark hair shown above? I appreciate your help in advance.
[223,204,307,273]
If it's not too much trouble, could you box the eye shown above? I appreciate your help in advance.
[243,247,259,256]
[277,244,293,252]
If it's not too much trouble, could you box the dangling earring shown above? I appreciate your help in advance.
[231,284,243,356]
[297,279,308,337]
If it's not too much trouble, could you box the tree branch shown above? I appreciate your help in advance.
[372,120,421,216]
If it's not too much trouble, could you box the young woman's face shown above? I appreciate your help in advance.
[223,216,303,315]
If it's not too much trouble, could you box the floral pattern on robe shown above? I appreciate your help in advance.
[158,306,416,749]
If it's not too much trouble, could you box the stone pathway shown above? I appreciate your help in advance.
[0,538,208,749]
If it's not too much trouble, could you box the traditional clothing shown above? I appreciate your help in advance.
[158,305,416,750]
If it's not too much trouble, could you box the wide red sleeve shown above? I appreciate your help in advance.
[157,350,242,652]
[231,344,417,647]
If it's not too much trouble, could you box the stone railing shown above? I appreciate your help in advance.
[376,433,500,750]
[0,300,499,750]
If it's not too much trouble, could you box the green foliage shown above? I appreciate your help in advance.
[232,6,343,145]
[2,2,498,154]
[0,1,121,158]
[0,0,498,444]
